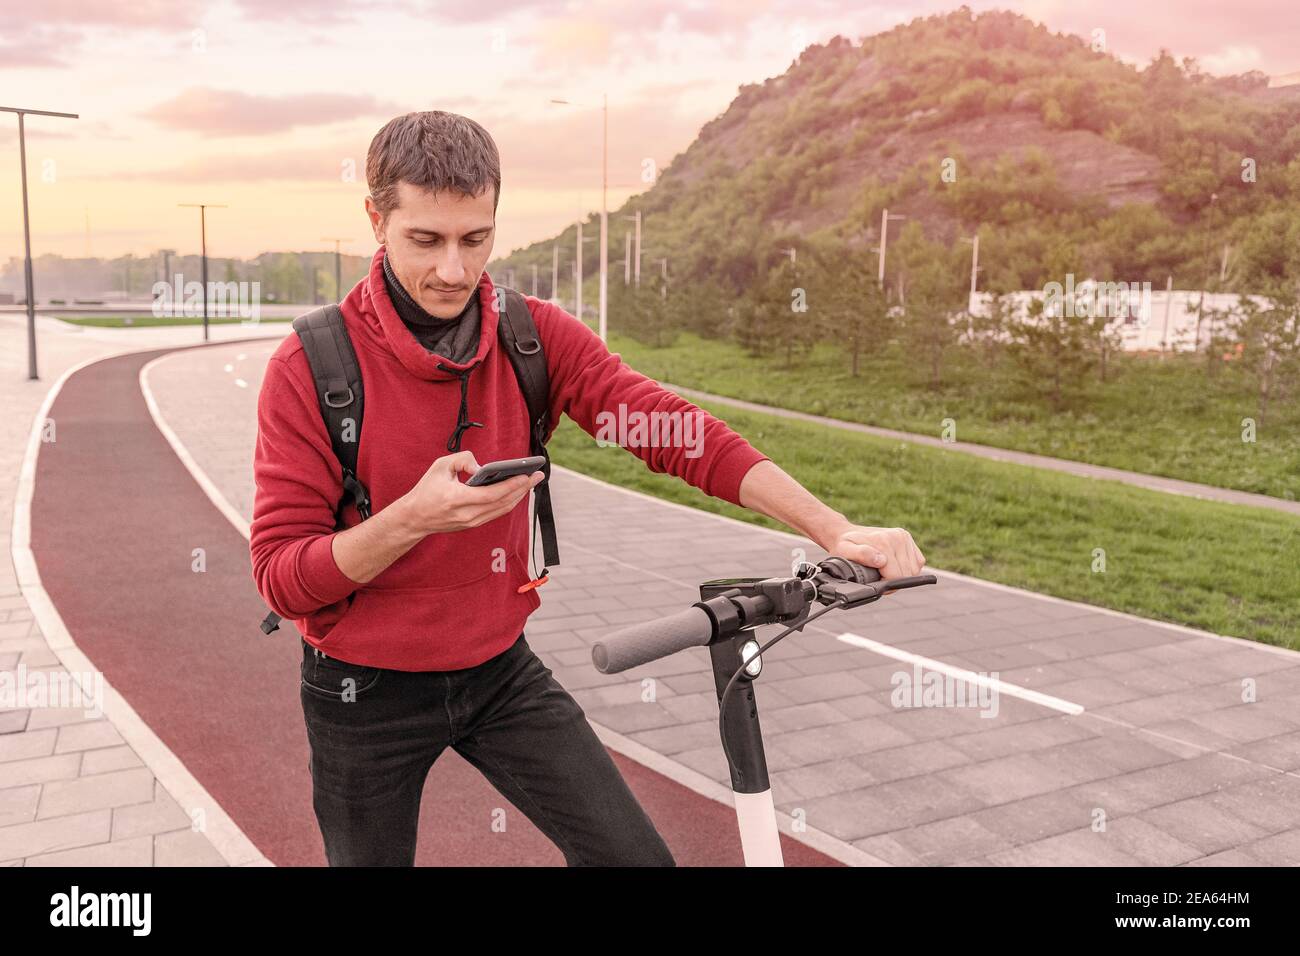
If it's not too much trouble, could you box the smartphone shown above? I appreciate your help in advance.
[465,455,547,487]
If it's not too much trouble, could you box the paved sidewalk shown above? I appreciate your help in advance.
[148,340,1300,866]
[0,314,283,866]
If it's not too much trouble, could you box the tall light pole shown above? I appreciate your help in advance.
[551,95,610,340]
[574,220,595,322]
[961,231,980,311]
[3,104,79,380]
[653,257,669,300]
[545,249,565,307]
[621,211,642,286]
[321,237,351,302]
[179,203,226,341]
[876,208,906,287]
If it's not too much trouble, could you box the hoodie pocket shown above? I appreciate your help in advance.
[310,560,537,670]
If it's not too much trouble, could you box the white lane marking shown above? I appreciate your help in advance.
[12,343,270,868]
[835,631,1085,716]
[140,355,251,539]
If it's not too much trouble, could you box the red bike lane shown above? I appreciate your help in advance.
[29,344,839,867]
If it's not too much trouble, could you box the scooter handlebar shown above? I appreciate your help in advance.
[591,605,716,674]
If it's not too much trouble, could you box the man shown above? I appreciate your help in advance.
[250,111,925,867]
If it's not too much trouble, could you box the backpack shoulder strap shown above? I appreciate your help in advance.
[291,304,371,522]
[260,304,370,636]
[495,288,560,570]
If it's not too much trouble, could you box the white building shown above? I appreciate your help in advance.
[966,283,1270,353]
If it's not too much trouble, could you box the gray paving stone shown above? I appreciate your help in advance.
[112,790,194,841]
[1071,753,1273,817]
[882,815,1009,866]
[54,719,125,753]
[1137,795,1271,855]
[762,670,874,705]
[852,832,926,866]
[0,727,57,763]
[969,785,1109,843]
[1,752,82,789]
[764,717,915,772]
[0,784,40,829]
[792,772,988,841]
[1237,827,1300,865]
[853,739,974,785]
[1101,814,1204,865]
[944,715,1097,762]
[771,758,878,803]
[0,809,111,862]
[36,767,155,819]
[25,833,153,867]
[986,827,1146,866]
[760,701,847,735]
[629,719,720,756]
[154,828,229,866]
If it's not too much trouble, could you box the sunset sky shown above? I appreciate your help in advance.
[1,0,1296,265]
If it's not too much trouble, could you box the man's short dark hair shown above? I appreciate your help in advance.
[366,111,501,219]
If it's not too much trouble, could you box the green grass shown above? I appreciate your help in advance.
[57,315,292,328]
[548,399,1300,651]
[605,331,1300,502]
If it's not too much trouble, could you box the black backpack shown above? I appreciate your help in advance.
[258,287,560,635]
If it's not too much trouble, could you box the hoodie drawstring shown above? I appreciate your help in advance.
[437,360,485,452]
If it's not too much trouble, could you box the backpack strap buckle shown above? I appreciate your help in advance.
[324,386,354,408]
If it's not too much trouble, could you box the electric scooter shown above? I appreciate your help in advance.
[591,556,937,866]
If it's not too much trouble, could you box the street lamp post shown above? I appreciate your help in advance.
[960,232,981,310]
[321,237,351,303]
[179,203,226,341]
[575,220,595,322]
[551,243,560,305]
[876,208,906,287]
[2,104,79,380]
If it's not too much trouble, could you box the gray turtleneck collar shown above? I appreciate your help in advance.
[381,252,482,366]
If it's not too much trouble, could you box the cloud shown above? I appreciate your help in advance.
[0,25,83,69]
[1200,45,1265,75]
[89,138,371,184]
[139,88,405,136]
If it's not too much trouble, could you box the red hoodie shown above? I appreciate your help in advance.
[250,246,771,671]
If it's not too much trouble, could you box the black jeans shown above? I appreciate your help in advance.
[299,632,675,867]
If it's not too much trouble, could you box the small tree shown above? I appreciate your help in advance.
[805,242,891,376]
[1234,285,1300,426]
[1007,295,1098,410]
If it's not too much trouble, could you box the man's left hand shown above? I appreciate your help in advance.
[826,526,927,583]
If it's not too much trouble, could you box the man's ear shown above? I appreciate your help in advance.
[364,196,386,244]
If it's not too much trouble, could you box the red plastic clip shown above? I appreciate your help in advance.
[517,571,549,593]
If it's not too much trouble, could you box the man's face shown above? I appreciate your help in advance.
[366,181,496,319]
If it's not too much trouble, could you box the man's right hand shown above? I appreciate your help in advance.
[398,451,543,537]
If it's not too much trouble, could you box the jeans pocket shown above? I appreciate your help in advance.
[301,647,384,700]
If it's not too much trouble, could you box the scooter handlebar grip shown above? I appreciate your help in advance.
[591,606,716,674]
